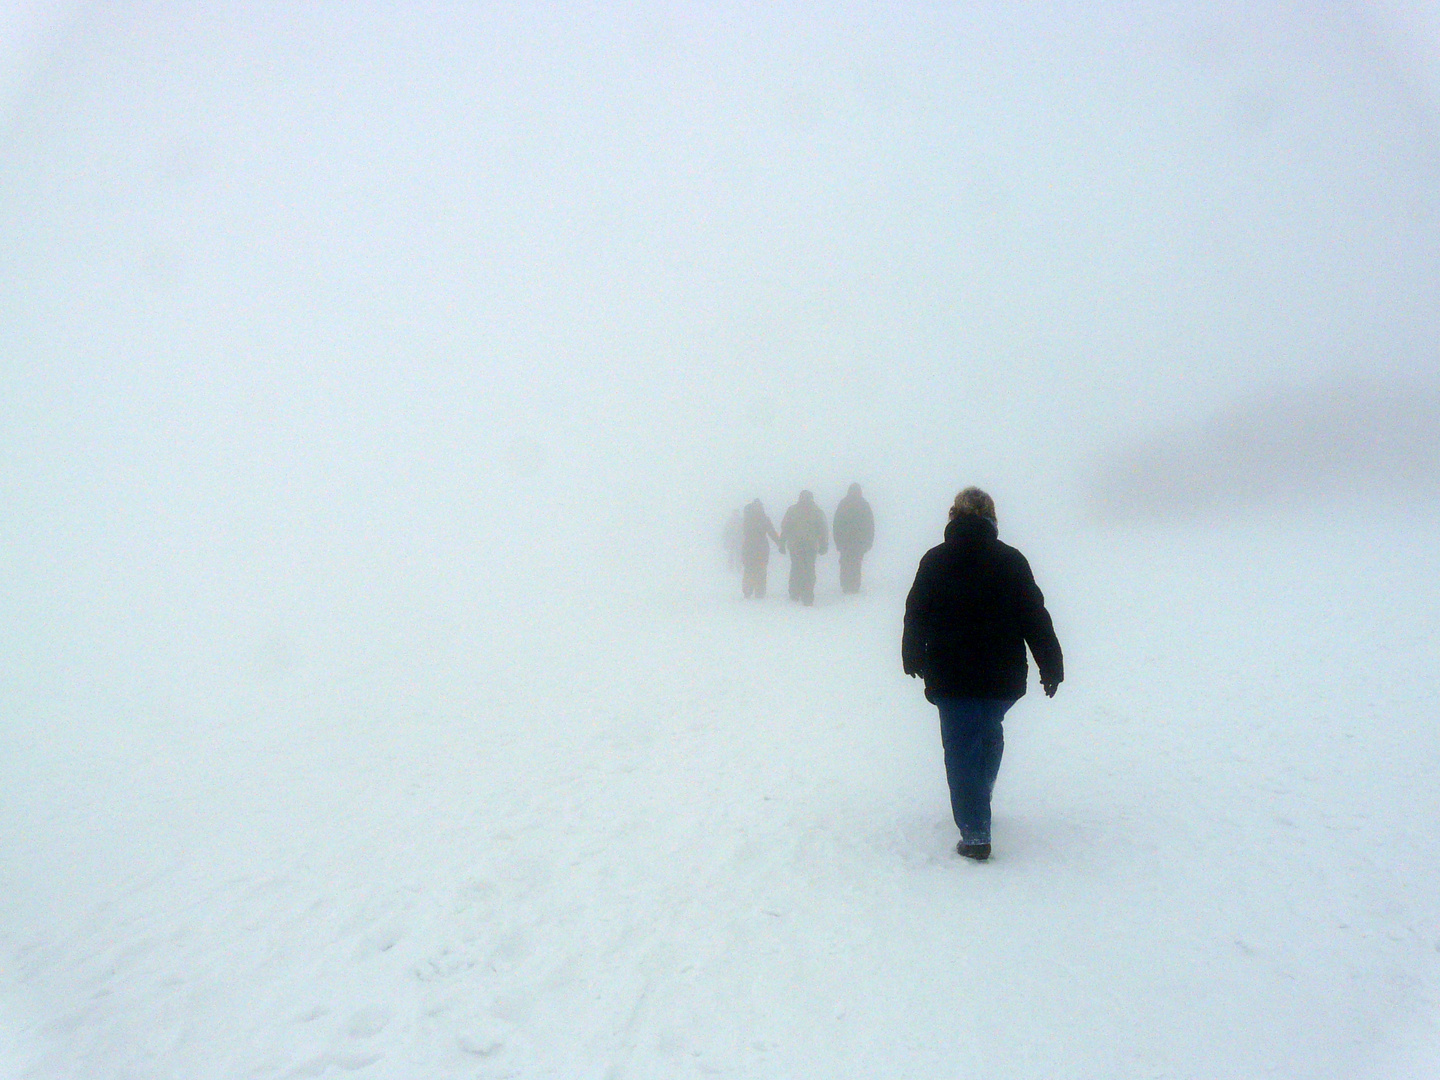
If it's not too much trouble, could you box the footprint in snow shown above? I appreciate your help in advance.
[353,926,403,959]
[347,1007,390,1038]
[286,1051,383,1077]
[489,929,533,968]
[458,1032,505,1057]
[458,1017,510,1058]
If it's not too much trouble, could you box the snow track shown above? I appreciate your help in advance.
[3,516,1439,1078]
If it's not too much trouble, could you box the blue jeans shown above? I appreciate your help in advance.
[935,698,1015,844]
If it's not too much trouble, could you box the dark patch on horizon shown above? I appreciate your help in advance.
[1089,377,1440,521]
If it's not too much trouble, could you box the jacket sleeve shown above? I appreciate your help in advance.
[1015,555,1064,685]
[902,555,933,676]
[861,505,874,551]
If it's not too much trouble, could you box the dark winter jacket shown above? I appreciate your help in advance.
[780,499,829,558]
[832,493,874,553]
[902,515,1063,700]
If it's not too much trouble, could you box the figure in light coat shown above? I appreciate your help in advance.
[741,499,781,599]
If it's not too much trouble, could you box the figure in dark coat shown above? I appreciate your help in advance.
[832,483,874,594]
[779,490,829,606]
[902,488,1063,860]
[741,499,781,599]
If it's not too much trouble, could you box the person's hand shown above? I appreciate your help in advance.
[1042,680,1059,698]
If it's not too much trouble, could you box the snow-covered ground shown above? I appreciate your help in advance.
[3,508,1438,1079]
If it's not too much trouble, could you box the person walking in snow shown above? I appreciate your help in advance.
[832,483,874,594]
[740,499,782,599]
[902,487,1063,861]
[779,490,829,606]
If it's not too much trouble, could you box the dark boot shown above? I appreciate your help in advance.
[956,841,991,861]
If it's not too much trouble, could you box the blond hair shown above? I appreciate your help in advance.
[950,486,996,523]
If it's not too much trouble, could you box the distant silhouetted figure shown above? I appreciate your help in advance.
[832,483,874,594]
[902,487,1063,862]
[741,499,781,598]
[779,490,829,606]
[723,508,743,570]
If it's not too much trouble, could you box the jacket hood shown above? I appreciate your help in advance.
[944,514,998,543]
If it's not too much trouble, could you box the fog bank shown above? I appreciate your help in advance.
[3,1,1440,691]
[1089,376,1440,521]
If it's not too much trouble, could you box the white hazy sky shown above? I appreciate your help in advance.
[5,5,1439,481]
[3,1,1439,677]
